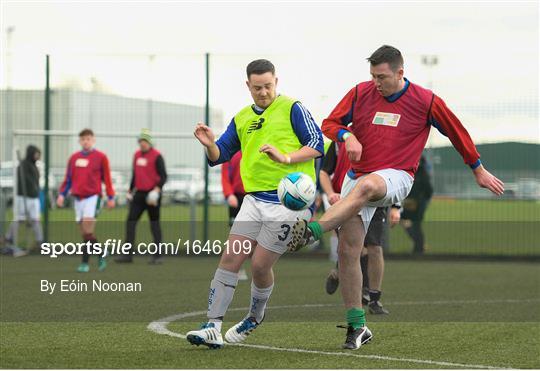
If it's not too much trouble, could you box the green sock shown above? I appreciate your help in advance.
[307,222,323,240]
[346,307,366,330]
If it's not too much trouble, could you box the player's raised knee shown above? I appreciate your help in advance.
[359,177,378,195]
[355,176,385,201]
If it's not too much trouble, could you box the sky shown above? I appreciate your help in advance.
[1,0,538,146]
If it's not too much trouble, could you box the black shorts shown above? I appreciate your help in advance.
[364,207,387,247]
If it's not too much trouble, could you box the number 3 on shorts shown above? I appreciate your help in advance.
[278,224,291,241]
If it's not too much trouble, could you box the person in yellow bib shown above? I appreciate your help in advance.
[187,59,324,349]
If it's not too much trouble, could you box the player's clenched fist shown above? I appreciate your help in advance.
[227,194,239,208]
[194,123,215,147]
[344,134,362,162]
[328,193,341,205]
[56,195,64,208]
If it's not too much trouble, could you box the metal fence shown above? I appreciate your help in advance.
[7,129,232,242]
[0,52,538,258]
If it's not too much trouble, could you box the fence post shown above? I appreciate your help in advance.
[43,55,50,243]
[203,52,210,242]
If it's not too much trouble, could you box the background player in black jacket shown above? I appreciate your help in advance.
[401,155,434,254]
[4,145,43,256]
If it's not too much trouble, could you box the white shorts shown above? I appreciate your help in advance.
[74,195,101,222]
[341,169,413,231]
[230,194,312,255]
[14,196,41,221]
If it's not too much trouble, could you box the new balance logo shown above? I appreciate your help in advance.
[247,118,265,133]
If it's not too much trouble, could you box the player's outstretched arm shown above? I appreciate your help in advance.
[430,95,504,196]
[472,164,505,196]
[194,122,220,162]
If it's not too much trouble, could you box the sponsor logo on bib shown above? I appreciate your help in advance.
[247,118,265,134]
[372,112,401,127]
[75,158,89,167]
[136,158,148,167]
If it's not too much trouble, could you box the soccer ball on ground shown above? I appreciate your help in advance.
[277,172,316,211]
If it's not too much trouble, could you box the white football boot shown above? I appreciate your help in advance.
[186,322,224,349]
[224,316,262,343]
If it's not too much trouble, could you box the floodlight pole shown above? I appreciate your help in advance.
[0,26,15,237]
[4,26,14,162]
[147,54,155,130]
[421,55,438,89]
[421,54,439,181]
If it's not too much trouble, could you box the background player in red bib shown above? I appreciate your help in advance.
[288,45,504,350]
[221,151,248,280]
[57,128,115,272]
[115,129,167,265]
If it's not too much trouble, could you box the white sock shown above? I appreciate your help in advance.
[206,268,238,329]
[249,281,274,323]
[208,319,222,332]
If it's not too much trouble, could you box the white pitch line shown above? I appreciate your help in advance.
[147,302,523,370]
[386,298,540,306]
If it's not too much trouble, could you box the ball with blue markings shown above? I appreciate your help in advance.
[277,172,316,211]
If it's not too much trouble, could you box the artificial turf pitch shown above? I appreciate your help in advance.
[1,255,539,369]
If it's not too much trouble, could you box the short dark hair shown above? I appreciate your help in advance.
[79,128,94,137]
[246,59,275,78]
[367,45,404,71]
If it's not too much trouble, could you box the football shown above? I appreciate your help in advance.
[146,190,160,206]
[277,172,316,211]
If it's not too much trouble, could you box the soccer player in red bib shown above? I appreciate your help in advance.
[288,45,504,350]
[57,129,115,272]
[115,129,167,264]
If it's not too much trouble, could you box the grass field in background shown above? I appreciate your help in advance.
[1,256,539,369]
[5,198,540,256]
[26,198,540,222]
